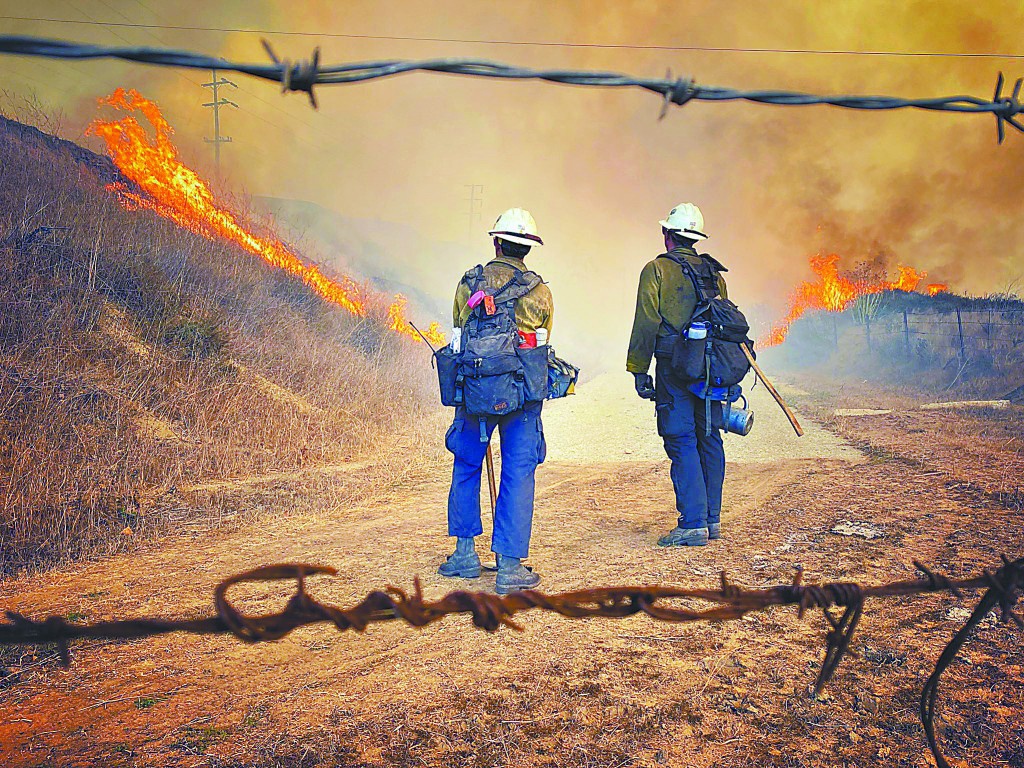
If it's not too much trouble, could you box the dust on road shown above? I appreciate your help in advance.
[543,372,861,464]
[0,371,886,768]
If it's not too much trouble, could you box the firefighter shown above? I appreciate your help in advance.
[626,203,727,546]
[438,208,554,594]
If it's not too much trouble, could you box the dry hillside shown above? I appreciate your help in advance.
[0,115,441,575]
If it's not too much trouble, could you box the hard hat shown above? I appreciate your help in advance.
[489,207,544,247]
[660,202,708,239]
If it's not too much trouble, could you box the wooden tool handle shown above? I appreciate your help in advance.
[484,443,497,517]
[742,344,804,437]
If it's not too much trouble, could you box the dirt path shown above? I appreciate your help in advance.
[543,372,860,464]
[2,383,1021,767]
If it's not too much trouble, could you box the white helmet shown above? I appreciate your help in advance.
[660,202,708,240]
[489,207,544,247]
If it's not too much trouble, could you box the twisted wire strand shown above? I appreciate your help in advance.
[0,34,1022,140]
[1,556,1020,767]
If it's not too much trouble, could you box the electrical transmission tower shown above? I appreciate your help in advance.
[202,68,237,172]
[464,184,483,240]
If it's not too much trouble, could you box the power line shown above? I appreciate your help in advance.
[59,7,332,150]
[202,67,236,172]
[1,15,1022,59]
[117,0,333,144]
[464,184,483,240]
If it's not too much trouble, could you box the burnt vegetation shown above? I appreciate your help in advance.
[0,113,436,575]
[769,286,1024,399]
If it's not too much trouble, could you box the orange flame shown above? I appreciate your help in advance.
[927,283,949,296]
[762,254,945,347]
[88,88,444,346]
[387,295,445,346]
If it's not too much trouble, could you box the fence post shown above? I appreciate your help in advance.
[903,310,911,356]
[832,316,839,350]
[864,315,873,354]
[956,307,966,364]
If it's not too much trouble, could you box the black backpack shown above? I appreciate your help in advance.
[435,265,550,440]
[667,252,754,388]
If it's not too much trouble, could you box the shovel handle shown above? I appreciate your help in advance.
[484,443,497,517]
[742,344,804,437]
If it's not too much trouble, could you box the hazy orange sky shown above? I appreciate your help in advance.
[2,1,1023,368]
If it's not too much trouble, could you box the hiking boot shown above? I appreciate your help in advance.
[657,526,709,547]
[495,554,541,595]
[708,523,722,540]
[437,537,482,579]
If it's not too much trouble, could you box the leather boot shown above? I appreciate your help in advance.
[657,526,709,547]
[437,537,482,578]
[495,554,540,595]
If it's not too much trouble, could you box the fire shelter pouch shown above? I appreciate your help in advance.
[518,344,550,402]
[707,340,750,387]
[670,336,708,382]
[435,345,461,407]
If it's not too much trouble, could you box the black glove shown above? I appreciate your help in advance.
[633,372,656,401]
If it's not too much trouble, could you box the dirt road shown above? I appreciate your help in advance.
[542,372,859,464]
[1,380,1021,767]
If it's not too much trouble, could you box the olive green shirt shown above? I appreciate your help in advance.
[626,246,728,374]
[453,255,554,337]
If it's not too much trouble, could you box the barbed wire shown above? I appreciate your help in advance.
[1,556,1020,768]
[0,34,1022,139]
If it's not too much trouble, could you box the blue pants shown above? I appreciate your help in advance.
[446,401,546,559]
[655,360,725,529]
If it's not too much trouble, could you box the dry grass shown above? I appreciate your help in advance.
[770,289,1024,400]
[0,115,441,575]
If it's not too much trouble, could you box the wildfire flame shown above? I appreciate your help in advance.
[88,88,445,346]
[761,253,949,347]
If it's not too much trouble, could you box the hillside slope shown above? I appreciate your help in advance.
[255,196,462,324]
[0,115,440,575]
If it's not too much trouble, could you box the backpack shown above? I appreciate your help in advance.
[435,265,551,440]
[667,252,755,388]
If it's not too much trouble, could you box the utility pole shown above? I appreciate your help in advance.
[464,184,483,240]
[202,68,237,173]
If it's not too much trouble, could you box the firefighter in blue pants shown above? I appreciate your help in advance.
[627,203,727,546]
[438,208,553,594]
[445,402,545,574]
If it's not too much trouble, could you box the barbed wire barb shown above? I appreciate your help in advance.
[260,38,320,108]
[0,35,1022,140]
[992,72,1022,143]
[0,555,1020,767]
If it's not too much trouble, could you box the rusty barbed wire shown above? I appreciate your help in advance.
[0,556,1020,767]
[0,34,1022,140]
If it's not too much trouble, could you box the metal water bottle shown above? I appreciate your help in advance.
[450,327,462,354]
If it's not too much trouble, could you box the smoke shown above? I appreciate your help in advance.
[4,0,1023,374]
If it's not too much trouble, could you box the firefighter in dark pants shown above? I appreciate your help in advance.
[438,208,554,594]
[627,203,727,546]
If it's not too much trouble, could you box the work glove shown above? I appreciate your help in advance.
[633,372,656,401]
